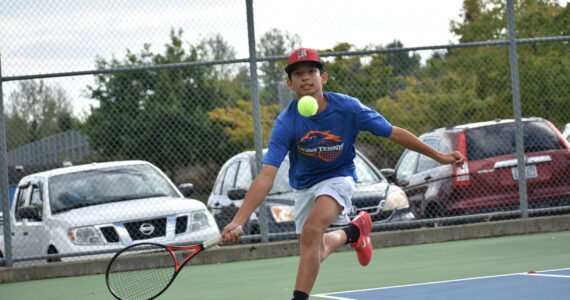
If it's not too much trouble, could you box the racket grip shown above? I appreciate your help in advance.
[203,226,244,249]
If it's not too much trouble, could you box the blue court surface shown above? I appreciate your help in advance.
[314,268,570,300]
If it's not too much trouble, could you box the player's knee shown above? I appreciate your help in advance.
[300,223,323,246]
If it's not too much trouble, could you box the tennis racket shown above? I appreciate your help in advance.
[105,226,243,300]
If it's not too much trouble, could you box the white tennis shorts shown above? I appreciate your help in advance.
[293,176,355,234]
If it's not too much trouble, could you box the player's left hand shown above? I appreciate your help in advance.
[438,151,465,167]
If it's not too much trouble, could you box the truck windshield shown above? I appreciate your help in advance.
[49,164,179,214]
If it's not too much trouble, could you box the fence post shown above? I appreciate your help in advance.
[506,0,528,219]
[246,0,269,242]
[0,53,14,266]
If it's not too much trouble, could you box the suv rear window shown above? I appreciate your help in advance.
[465,121,565,161]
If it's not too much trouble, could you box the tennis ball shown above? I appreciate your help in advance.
[297,95,318,117]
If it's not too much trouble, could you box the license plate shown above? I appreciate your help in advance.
[512,165,538,180]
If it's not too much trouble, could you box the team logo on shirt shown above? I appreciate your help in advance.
[297,130,344,162]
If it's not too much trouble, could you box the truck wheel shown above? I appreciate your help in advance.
[47,246,61,263]
[424,202,444,227]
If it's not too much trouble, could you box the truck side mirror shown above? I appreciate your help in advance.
[178,183,194,198]
[380,168,396,183]
[17,206,41,222]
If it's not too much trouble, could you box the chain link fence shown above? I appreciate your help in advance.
[1,0,569,266]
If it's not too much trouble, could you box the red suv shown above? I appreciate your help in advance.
[383,118,570,219]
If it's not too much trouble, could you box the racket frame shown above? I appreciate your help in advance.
[105,226,242,300]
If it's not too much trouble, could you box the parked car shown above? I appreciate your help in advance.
[207,149,414,239]
[563,123,570,142]
[0,161,219,264]
[382,118,570,220]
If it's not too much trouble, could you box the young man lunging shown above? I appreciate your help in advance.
[222,48,465,300]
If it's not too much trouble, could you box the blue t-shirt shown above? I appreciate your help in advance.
[262,91,393,189]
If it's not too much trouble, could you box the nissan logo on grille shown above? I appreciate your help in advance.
[139,223,155,236]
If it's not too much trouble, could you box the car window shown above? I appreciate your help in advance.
[30,185,43,221]
[354,154,381,184]
[396,150,420,181]
[49,164,179,214]
[439,140,452,154]
[235,161,252,190]
[220,162,239,195]
[466,121,565,161]
[270,159,292,194]
[417,138,440,173]
[14,186,30,221]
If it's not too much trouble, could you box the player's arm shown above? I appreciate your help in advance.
[389,126,464,166]
[222,164,279,243]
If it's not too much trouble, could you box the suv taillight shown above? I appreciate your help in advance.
[454,131,470,186]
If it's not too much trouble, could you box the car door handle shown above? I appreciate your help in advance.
[399,180,410,187]
[424,176,432,181]
[23,232,28,236]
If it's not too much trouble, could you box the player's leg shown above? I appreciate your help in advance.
[294,194,342,296]
[321,227,346,262]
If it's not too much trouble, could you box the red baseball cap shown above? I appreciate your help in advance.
[285,48,324,74]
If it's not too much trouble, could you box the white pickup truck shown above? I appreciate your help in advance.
[0,161,219,264]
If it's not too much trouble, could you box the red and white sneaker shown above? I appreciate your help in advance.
[349,211,372,266]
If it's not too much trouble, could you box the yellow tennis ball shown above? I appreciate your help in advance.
[297,95,318,117]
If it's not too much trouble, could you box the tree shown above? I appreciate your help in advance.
[447,0,570,126]
[382,40,421,78]
[323,43,394,107]
[257,29,302,106]
[371,0,569,167]
[201,33,238,80]
[4,80,78,150]
[209,100,280,150]
[83,29,236,172]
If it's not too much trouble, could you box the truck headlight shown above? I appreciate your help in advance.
[270,205,295,223]
[381,190,409,211]
[191,211,211,231]
[68,227,103,245]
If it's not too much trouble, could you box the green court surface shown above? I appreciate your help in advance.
[1,230,569,300]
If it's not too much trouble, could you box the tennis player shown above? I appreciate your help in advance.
[222,48,465,300]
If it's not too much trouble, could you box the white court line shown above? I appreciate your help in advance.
[313,267,570,299]
[523,273,570,279]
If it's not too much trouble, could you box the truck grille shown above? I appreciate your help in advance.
[100,226,119,243]
[175,216,188,234]
[124,218,166,240]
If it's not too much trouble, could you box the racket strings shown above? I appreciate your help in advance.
[107,244,177,300]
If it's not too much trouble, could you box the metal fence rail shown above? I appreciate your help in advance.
[1,0,569,267]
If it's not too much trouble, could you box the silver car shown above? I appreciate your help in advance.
[207,149,414,239]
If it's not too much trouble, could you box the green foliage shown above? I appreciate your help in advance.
[371,0,569,166]
[83,29,235,172]
[80,0,568,172]
[322,43,394,107]
[209,100,280,151]
[258,28,302,106]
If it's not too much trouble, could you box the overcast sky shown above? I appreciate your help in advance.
[1,0,465,116]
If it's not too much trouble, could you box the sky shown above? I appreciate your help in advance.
[0,0,465,117]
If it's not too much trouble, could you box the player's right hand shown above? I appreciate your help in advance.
[222,222,243,244]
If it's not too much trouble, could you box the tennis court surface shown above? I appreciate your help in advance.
[315,268,570,300]
[1,230,569,300]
